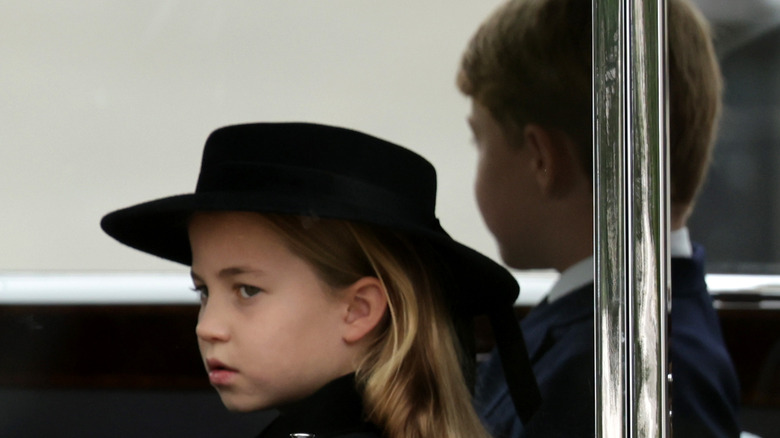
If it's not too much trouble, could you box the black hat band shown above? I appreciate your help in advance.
[196,162,436,229]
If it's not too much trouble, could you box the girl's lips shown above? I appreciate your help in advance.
[206,358,238,386]
[209,368,237,386]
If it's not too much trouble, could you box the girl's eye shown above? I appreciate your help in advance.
[191,285,208,302]
[238,285,263,299]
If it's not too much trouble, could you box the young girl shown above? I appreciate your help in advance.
[101,122,538,438]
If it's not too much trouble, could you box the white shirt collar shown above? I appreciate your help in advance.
[669,226,693,258]
[546,227,693,303]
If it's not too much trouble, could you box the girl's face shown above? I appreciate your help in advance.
[189,211,357,412]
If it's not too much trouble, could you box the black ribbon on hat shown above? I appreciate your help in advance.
[196,162,434,230]
[490,305,542,424]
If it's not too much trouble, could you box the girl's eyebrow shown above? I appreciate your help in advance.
[190,267,264,282]
[218,266,264,278]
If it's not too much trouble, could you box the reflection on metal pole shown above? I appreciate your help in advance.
[593,0,670,436]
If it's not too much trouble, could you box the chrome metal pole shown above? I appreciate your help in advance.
[593,0,670,436]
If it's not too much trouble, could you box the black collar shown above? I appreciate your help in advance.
[258,373,381,438]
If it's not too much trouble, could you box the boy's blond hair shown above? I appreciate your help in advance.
[458,0,722,215]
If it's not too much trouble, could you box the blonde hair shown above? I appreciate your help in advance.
[457,0,723,218]
[263,214,491,438]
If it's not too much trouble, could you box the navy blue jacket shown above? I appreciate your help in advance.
[475,245,741,437]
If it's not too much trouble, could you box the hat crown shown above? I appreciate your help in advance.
[195,123,437,223]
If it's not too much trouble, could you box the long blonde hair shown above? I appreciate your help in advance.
[263,214,491,438]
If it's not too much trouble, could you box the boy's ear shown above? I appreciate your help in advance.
[523,124,580,197]
[341,277,388,344]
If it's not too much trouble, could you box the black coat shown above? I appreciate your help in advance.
[257,373,382,438]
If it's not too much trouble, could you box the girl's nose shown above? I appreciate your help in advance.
[195,297,231,342]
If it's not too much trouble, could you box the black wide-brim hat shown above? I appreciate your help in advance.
[101,122,540,421]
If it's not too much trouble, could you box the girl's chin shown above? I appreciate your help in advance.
[217,392,273,413]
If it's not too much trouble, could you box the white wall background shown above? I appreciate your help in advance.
[1,0,505,273]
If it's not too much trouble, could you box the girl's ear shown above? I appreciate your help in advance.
[341,277,388,344]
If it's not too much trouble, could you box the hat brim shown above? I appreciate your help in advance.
[101,193,518,314]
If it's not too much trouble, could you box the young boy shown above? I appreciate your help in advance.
[457,0,741,436]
